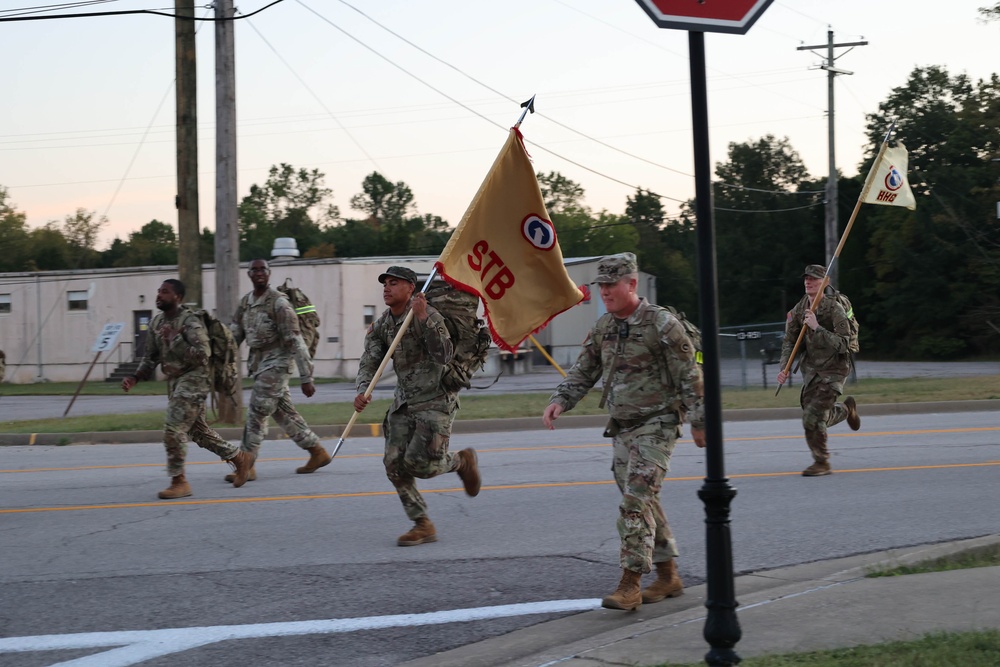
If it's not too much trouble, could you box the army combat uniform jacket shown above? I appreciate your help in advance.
[357,304,455,414]
[550,298,705,431]
[779,293,852,392]
[232,287,313,383]
[134,306,212,396]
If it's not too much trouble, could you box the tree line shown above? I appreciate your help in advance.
[1,66,998,359]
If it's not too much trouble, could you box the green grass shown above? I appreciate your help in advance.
[866,545,1000,578]
[0,375,997,434]
[0,377,343,396]
[654,630,1000,667]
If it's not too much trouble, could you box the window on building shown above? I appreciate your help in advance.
[68,290,88,311]
[0,293,10,314]
[363,305,376,326]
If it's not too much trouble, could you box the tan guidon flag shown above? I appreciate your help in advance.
[435,128,586,352]
[862,143,916,210]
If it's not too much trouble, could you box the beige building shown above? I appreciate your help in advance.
[0,256,657,384]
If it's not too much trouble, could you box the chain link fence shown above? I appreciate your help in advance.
[718,321,789,389]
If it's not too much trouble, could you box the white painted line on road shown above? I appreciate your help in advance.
[0,598,601,667]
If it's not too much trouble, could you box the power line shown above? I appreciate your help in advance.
[0,0,285,22]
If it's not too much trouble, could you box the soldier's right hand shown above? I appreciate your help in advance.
[354,393,371,412]
[776,370,788,385]
[542,403,563,430]
[121,375,136,392]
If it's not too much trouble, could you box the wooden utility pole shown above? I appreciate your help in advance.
[215,0,242,423]
[797,30,867,288]
[175,0,201,305]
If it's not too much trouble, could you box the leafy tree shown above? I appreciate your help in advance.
[0,187,32,272]
[537,171,585,215]
[710,135,825,326]
[27,222,72,271]
[349,172,415,223]
[625,188,698,317]
[323,219,383,258]
[857,66,1000,358]
[238,163,339,260]
[979,2,1000,21]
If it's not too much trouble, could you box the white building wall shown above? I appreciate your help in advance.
[0,256,655,384]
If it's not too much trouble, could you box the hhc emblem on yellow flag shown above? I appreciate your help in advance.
[862,143,916,210]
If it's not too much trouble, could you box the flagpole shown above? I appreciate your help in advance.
[330,271,437,459]
[776,122,895,396]
[332,99,540,459]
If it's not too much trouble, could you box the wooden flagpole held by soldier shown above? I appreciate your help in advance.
[776,123,898,396]
[329,270,437,459]
[330,96,546,460]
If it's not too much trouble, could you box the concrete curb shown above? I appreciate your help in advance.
[398,534,1000,667]
[3,399,999,446]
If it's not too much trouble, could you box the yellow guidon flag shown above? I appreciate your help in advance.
[435,128,586,352]
[862,143,916,210]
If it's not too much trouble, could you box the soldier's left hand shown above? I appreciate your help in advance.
[411,292,428,321]
[301,381,315,398]
[804,310,819,331]
[691,427,707,448]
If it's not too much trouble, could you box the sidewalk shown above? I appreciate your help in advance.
[400,535,1000,667]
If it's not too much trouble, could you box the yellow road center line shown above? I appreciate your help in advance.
[4,424,998,474]
[3,461,998,514]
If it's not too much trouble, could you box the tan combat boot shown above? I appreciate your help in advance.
[397,518,437,547]
[641,560,684,603]
[601,569,642,610]
[229,450,256,488]
[296,445,332,474]
[224,466,257,483]
[844,396,861,431]
[802,461,832,476]
[158,475,192,499]
[455,448,481,497]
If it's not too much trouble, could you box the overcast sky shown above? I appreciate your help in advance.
[1,0,997,250]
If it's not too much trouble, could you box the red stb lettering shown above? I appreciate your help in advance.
[485,267,515,300]
[466,239,516,299]
[467,240,489,271]
[876,190,897,203]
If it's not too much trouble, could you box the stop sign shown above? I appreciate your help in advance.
[634,0,773,34]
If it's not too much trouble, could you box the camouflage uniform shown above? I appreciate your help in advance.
[134,306,239,477]
[0,349,5,382]
[779,280,853,466]
[232,288,319,456]
[549,293,705,575]
[357,302,457,521]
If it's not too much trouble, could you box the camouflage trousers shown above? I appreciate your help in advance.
[382,404,459,521]
[611,416,680,574]
[163,391,238,478]
[800,377,849,463]
[242,367,320,456]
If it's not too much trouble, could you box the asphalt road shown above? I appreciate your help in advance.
[1,409,998,666]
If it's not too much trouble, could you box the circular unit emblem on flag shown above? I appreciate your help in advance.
[521,214,556,251]
[884,165,904,192]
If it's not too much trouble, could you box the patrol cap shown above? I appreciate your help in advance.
[802,264,826,279]
[594,252,638,284]
[378,266,418,285]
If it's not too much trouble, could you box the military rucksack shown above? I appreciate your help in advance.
[827,288,860,354]
[664,306,703,365]
[193,309,239,410]
[278,278,321,358]
[425,280,492,392]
